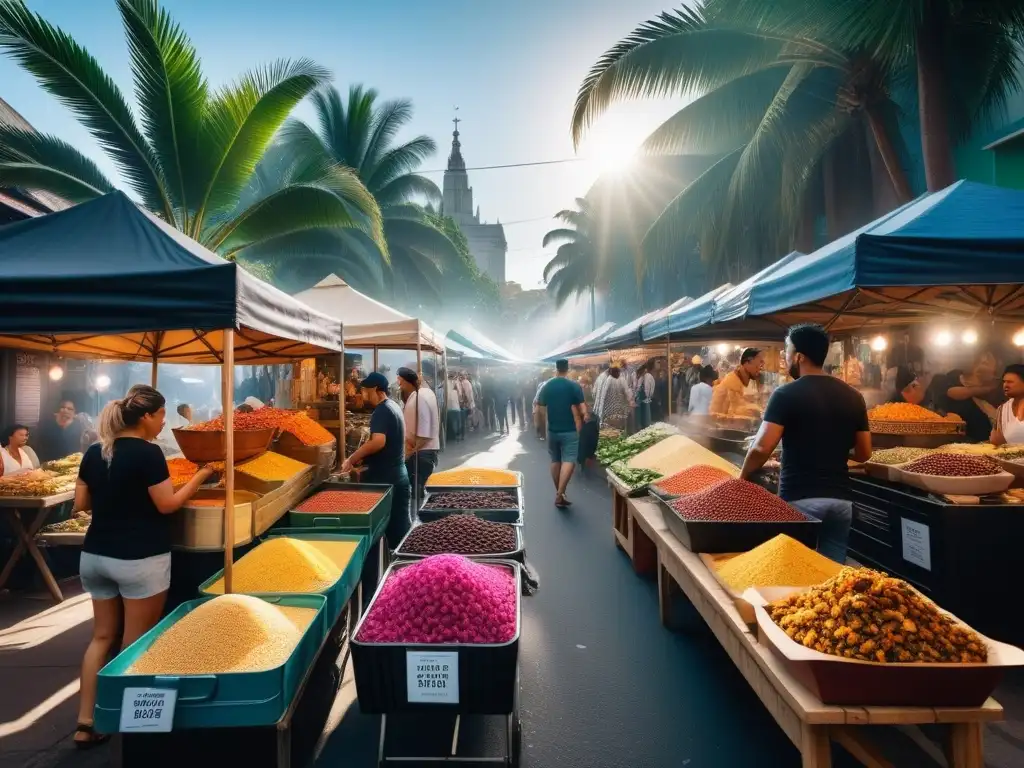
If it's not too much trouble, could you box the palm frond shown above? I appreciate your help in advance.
[364,97,414,168]
[235,228,382,292]
[541,227,579,248]
[366,136,437,193]
[0,125,115,201]
[374,172,440,207]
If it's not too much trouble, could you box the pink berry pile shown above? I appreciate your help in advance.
[357,555,517,644]
[903,453,1001,477]
[669,479,805,522]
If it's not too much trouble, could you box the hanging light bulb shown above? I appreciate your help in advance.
[870,335,887,352]
[1013,329,1024,347]
[48,364,64,381]
[95,374,111,392]
[934,330,952,347]
[961,329,978,345]
[716,343,729,355]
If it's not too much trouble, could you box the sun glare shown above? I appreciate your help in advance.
[580,112,647,177]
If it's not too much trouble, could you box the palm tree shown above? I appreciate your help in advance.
[0,0,383,263]
[542,197,601,329]
[696,0,1024,192]
[571,5,916,272]
[271,85,467,303]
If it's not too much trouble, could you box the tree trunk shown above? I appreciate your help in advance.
[865,107,913,204]
[917,7,955,192]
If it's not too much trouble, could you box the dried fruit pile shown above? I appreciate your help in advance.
[867,403,963,422]
[294,489,384,514]
[669,479,805,522]
[768,567,987,663]
[867,447,931,466]
[357,555,516,644]
[187,408,335,446]
[653,464,733,496]
[903,453,1001,477]
[714,534,842,592]
[426,468,519,487]
[422,490,518,510]
[401,515,517,555]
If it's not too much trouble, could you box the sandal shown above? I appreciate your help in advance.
[74,723,109,750]
[555,495,569,509]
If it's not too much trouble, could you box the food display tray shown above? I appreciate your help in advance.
[285,481,392,535]
[655,496,819,554]
[94,594,326,732]
[198,532,368,637]
[351,559,521,715]
[896,468,1014,497]
[417,487,524,524]
[996,457,1024,481]
[424,470,523,493]
[171,489,261,552]
[394,522,525,563]
[749,588,1024,706]
[861,461,907,483]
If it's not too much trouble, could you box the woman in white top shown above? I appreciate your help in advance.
[991,364,1024,446]
[1,424,40,477]
[688,365,718,416]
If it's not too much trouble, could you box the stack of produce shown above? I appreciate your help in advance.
[994,445,1024,462]
[652,464,734,496]
[187,408,335,445]
[902,453,1001,477]
[205,537,358,594]
[40,511,91,534]
[627,423,677,443]
[670,479,805,522]
[939,442,999,455]
[426,468,518,487]
[128,594,317,674]
[357,555,516,644]
[401,515,516,555]
[422,490,518,511]
[713,534,842,592]
[294,489,384,514]
[609,462,661,491]
[597,424,676,466]
[627,435,739,478]
[237,451,310,482]
[867,403,963,422]
[40,453,82,475]
[867,447,932,466]
[768,567,987,663]
[0,469,75,497]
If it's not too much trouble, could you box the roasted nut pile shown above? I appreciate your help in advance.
[401,515,517,555]
[422,490,518,510]
[768,567,988,663]
[654,464,733,496]
[669,479,805,522]
[903,453,1001,477]
[868,447,931,466]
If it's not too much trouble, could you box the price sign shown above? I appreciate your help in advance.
[900,518,932,571]
[119,688,177,733]
[406,651,459,704]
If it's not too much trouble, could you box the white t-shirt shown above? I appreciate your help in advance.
[998,400,1024,445]
[1,445,39,476]
[404,387,440,451]
[688,382,713,415]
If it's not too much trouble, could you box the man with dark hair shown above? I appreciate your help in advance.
[36,397,85,462]
[396,367,439,502]
[538,359,585,508]
[176,403,193,424]
[710,347,764,417]
[741,324,871,563]
[342,372,411,547]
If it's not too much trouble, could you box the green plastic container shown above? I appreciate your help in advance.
[94,594,326,733]
[197,532,367,636]
[285,481,392,535]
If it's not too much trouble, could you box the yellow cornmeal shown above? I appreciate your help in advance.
[714,534,843,592]
[205,537,358,594]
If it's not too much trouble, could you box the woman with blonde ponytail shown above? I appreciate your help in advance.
[72,384,214,748]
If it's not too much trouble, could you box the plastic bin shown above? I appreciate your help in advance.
[394,522,524,563]
[417,487,524,525]
[197,533,367,636]
[656,496,819,553]
[285,481,392,535]
[94,594,326,732]
[351,559,521,714]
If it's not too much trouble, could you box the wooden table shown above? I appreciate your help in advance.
[607,472,657,575]
[627,496,1002,768]
[0,491,75,602]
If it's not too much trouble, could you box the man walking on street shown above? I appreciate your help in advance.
[538,359,586,508]
[740,324,872,563]
[635,364,655,429]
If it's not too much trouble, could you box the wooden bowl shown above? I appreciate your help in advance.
[172,427,276,464]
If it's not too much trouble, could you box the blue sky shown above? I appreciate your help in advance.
[3,0,684,288]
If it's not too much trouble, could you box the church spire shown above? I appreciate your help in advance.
[447,113,466,171]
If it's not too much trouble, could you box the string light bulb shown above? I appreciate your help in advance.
[962,329,978,345]
[95,374,111,392]
[870,335,887,352]
[934,330,952,347]
[1013,329,1024,347]
[716,343,729,354]
[48,364,64,381]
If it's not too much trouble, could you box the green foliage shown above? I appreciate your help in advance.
[423,209,500,310]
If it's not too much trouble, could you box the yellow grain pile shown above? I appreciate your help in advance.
[205,537,356,594]
[129,595,317,675]
[715,535,843,592]
[627,435,740,478]
[237,451,310,482]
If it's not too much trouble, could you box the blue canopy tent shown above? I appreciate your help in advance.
[743,181,1024,333]
[445,329,528,364]
[642,284,734,341]
[540,322,617,362]
[571,295,696,356]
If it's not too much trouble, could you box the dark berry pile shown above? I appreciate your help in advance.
[401,514,517,555]
[903,453,1001,477]
[670,479,805,522]
[422,490,518,510]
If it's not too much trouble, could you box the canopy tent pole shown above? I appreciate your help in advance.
[666,342,672,416]
[338,324,346,468]
[151,356,158,388]
[414,321,422,508]
[222,329,236,594]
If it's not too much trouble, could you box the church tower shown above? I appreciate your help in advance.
[440,116,507,284]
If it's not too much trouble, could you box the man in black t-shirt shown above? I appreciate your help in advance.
[741,324,872,563]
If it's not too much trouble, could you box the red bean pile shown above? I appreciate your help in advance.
[401,514,517,555]
[669,479,805,522]
[903,453,1001,477]
[422,490,518,511]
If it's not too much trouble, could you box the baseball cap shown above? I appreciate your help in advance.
[359,371,389,391]
[397,367,418,386]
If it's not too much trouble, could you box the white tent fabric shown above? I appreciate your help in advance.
[294,274,444,351]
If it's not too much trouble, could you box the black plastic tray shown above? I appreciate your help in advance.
[418,487,523,524]
[393,522,525,563]
[351,559,521,715]
[655,496,820,554]
[285,481,392,535]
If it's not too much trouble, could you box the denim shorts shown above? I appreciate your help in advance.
[547,430,579,464]
[80,552,171,600]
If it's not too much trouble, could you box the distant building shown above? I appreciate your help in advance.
[0,97,69,223]
[441,118,507,284]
